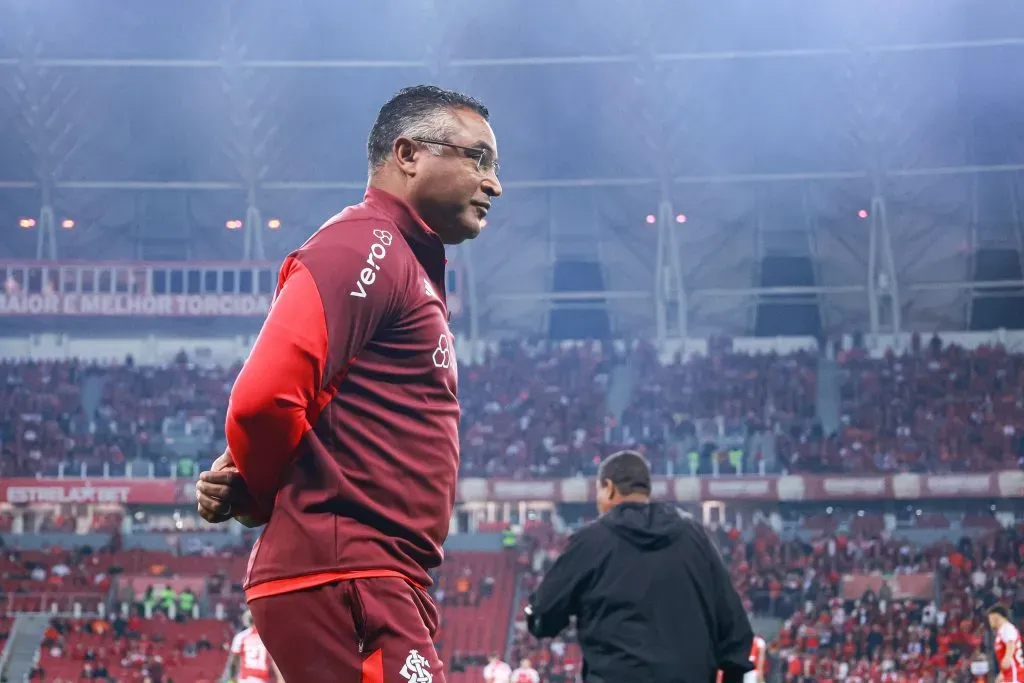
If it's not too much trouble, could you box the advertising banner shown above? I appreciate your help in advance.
[0,479,194,505]
[0,293,270,317]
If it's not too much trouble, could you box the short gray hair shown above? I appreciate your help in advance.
[367,85,489,173]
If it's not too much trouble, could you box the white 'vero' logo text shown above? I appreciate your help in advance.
[349,229,393,298]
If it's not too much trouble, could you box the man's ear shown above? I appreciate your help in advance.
[392,137,418,175]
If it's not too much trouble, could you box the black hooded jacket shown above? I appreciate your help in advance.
[526,502,753,683]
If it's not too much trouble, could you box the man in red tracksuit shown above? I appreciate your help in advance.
[196,85,502,683]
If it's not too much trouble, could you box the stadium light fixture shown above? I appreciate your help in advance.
[225,219,243,230]
[61,219,75,229]
[857,209,869,219]
[645,214,656,224]
[18,218,36,229]
[267,219,281,230]
[675,214,687,224]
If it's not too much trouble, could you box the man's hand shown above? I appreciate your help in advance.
[196,450,268,527]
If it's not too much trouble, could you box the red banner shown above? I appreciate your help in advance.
[841,573,935,600]
[702,476,779,501]
[457,470,1022,504]
[0,479,194,505]
[0,293,270,317]
[0,472,1020,506]
[803,476,893,500]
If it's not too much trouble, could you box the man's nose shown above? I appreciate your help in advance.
[482,176,502,198]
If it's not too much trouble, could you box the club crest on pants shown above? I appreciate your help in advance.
[399,649,432,682]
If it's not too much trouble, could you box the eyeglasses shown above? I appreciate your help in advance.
[411,137,500,175]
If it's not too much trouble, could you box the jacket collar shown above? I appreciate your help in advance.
[362,187,447,282]
[364,187,442,249]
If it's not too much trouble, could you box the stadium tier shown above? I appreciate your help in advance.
[0,516,1018,682]
[0,333,1022,681]
[3,324,1024,480]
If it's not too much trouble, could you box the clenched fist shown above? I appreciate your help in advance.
[196,450,268,528]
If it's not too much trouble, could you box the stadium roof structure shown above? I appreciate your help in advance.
[1,0,1024,340]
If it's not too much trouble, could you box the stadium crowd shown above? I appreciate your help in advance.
[1,335,1023,681]
[499,517,1024,683]
[3,334,1024,481]
[0,514,1019,682]
[29,613,231,683]
[0,355,238,479]
[0,538,252,681]
[729,524,1024,681]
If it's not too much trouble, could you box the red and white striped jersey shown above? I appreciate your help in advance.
[995,621,1023,683]
[510,667,540,683]
[750,635,766,672]
[230,626,273,683]
[484,660,512,683]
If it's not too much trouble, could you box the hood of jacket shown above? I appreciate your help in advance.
[599,501,687,551]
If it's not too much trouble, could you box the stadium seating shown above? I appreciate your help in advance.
[507,514,1024,682]
[2,340,1023,681]
[0,358,237,478]
[762,524,1024,681]
[33,615,230,682]
[4,509,1019,681]
[4,338,1023,479]
[0,545,518,683]
[433,551,519,683]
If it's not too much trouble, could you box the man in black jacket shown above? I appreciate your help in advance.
[525,450,754,683]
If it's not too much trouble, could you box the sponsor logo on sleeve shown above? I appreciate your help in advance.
[349,229,393,299]
[432,333,452,369]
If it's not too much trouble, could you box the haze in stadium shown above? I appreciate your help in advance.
[1,1,1023,682]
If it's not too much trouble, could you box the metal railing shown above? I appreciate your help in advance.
[0,616,21,674]
[49,459,201,479]
[3,591,107,615]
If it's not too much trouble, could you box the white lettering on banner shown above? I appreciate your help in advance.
[822,477,887,496]
[0,293,270,317]
[890,474,922,499]
[7,485,131,504]
[491,480,556,501]
[706,479,771,498]
[925,475,991,496]
[458,479,489,502]
[180,482,198,502]
[776,476,807,501]
[997,471,1024,498]
[560,478,589,503]
[674,477,702,502]
[0,294,62,315]
[350,229,393,298]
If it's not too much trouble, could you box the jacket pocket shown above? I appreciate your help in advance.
[347,580,368,653]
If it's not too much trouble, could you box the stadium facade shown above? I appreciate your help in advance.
[2,0,1024,346]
